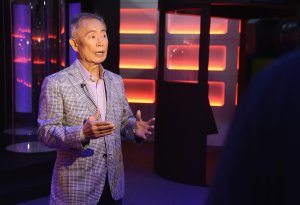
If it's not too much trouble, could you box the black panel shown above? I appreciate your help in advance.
[154,82,217,185]
[0,0,13,150]
[159,0,299,19]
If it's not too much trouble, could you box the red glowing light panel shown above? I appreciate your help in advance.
[208,81,225,106]
[167,14,228,34]
[120,9,157,34]
[120,44,156,69]
[167,45,226,71]
[123,79,156,103]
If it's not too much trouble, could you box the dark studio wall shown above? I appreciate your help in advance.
[0,0,13,149]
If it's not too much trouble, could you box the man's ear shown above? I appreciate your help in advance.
[69,38,78,52]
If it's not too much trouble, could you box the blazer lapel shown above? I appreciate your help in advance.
[103,71,113,117]
[67,63,98,114]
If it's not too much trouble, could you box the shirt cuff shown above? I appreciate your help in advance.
[80,128,90,148]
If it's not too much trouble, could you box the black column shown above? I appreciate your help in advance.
[0,0,13,149]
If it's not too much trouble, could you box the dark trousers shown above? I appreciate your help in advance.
[97,176,122,205]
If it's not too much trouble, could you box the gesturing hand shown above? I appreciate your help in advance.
[134,110,155,140]
[82,110,115,140]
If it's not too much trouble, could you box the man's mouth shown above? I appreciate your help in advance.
[96,51,104,55]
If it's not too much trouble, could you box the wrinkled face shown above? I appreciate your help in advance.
[70,18,108,68]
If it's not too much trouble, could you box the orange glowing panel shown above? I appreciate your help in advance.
[208,81,225,107]
[32,36,45,42]
[167,45,226,71]
[50,58,57,64]
[60,59,65,67]
[120,44,156,69]
[211,17,228,34]
[33,60,45,64]
[60,27,65,35]
[120,9,157,34]
[123,79,156,103]
[167,14,228,34]
[48,34,57,39]
[209,46,226,71]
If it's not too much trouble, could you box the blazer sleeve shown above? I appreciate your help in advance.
[37,76,85,151]
[115,75,139,143]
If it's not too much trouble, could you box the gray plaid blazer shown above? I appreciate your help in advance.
[37,61,137,205]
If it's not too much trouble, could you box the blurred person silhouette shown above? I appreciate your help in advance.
[205,48,300,205]
[37,13,155,205]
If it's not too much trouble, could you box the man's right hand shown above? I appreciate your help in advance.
[82,110,115,139]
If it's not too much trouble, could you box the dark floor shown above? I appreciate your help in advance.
[0,139,221,205]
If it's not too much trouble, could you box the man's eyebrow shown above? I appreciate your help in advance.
[84,29,106,35]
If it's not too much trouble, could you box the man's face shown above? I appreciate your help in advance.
[71,18,108,68]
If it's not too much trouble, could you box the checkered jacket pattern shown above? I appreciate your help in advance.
[37,61,137,205]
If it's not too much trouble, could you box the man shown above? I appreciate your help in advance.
[205,48,300,205]
[37,13,155,205]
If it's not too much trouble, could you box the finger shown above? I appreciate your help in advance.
[93,121,114,129]
[92,122,115,131]
[147,118,155,124]
[88,110,101,121]
[136,110,142,121]
[95,130,114,138]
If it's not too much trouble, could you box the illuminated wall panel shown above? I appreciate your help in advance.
[123,79,156,103]
[120,44,156,69]
[167,45,226,71]
[208,81,225,107]
[167,14,228,35]
[209,46,227,71]
[211,18,228,34]
[120,9,157,34]
[13,4,32,113]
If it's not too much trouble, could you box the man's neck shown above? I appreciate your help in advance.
[80,61,103,80]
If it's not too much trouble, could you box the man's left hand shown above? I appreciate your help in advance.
[134,110,155,140]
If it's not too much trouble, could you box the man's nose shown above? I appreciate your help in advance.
[97,41,103,47]
[96,38,103,47]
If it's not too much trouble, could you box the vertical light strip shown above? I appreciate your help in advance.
[13,4,32,113]
[68,3,81,65]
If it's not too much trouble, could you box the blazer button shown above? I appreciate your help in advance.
[103,154,107,158]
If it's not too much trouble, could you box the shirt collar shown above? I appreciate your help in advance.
[76,59,104,82]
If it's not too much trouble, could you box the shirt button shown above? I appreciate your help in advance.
[103,154,107,158]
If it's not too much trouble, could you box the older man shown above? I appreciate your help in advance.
[37,13,155,205]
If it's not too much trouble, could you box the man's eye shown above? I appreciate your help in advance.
[101,34,107,38]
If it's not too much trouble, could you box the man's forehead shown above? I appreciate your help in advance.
[79,18,106,27]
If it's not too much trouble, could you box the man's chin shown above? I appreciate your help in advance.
[95,57,106,64]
